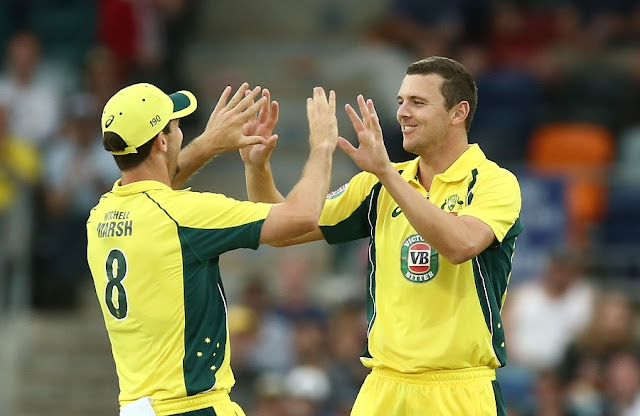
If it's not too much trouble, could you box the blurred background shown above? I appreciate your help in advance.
[1,0,640,415]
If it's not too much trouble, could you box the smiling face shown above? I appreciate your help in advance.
[397,74,456,155]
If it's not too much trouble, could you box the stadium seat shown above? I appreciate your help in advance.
[526,122,615,245]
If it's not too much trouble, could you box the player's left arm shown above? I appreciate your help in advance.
[239,88,284,203]
[172,83,270,189]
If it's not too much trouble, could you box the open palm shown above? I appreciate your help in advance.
[240,89,279,166]
[339,95,391,175]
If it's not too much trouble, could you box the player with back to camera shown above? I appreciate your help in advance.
[86,83,338,416]
[241,56,523,415]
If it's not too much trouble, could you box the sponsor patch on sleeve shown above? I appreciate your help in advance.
[326,183,349,200]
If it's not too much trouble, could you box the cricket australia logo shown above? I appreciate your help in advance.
[400,234,439,283]
[441,194,463,211]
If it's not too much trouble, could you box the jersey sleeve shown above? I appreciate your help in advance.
[161,191,272,258]
[319,171,380,244]
[458,168,522,243]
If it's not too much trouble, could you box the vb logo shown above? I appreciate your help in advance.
[400,234,439,282]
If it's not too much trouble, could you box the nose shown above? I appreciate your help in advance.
[397,102,409,120]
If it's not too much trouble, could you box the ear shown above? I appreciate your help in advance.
[155,132,168,152]
[451,101,470,127]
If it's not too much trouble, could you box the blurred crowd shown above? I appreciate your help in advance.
[2,0,640,415]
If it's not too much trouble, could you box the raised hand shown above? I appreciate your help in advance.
[307,87,338,152]
[338,95,391,175]
[199,83,269,155]
[240,88,279,167]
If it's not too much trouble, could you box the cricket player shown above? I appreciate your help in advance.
[241,56,523,415]
[86,83,338,416]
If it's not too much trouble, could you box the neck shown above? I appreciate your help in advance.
[417,132,469,189]
[120,157,172,187]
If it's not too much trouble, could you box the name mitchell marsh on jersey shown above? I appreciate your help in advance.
[97,210,133,238]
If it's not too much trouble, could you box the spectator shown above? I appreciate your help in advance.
[532,370,567,416]
[227,304,260,410]
[0,102,39,311]
[292,316,329,369]
[79,46,125,121]
[0,102,39,218]
[0,31,61,149]
[367,0,493,59]
[251,372,287,416]
[559,291,637,415]
[242,276,295,374]
[503,248,595,370]
[326,302,369,415]
[604,350,640,416]
[98,0,196,91]
[284,365,331,416]
[486,2,558,71]
[274,250,326,323]
[35,94,118,308]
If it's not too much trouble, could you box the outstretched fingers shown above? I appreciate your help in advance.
[256,89,272,125]
[267,100,279,130]
[224,83,253,111]
[258,92,279,133]
[236,86,264,113]
[313,86,328,105]
[213,86,233,114]
[328,89,336,113]
[366,99,383,136]
[357,95,372,129]
[307,87,324,118]
[240,95,268,122]
[345,103,365,135]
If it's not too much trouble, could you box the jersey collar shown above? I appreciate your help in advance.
[399,157,421,183]
[398,144,486,184]
[401,143,487,182]
[111,179,173,196]
[436,144,486,182]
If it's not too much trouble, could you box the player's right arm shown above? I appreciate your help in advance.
[258,88,337,245]
[172,83,269,189]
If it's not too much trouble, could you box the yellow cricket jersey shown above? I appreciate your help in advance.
[86,180,271,406]
[320,144,522,373]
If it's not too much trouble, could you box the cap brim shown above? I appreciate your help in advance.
[169,90,197,119]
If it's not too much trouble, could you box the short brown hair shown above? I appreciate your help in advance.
[103,122,172,171]
[407,57,478,131]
